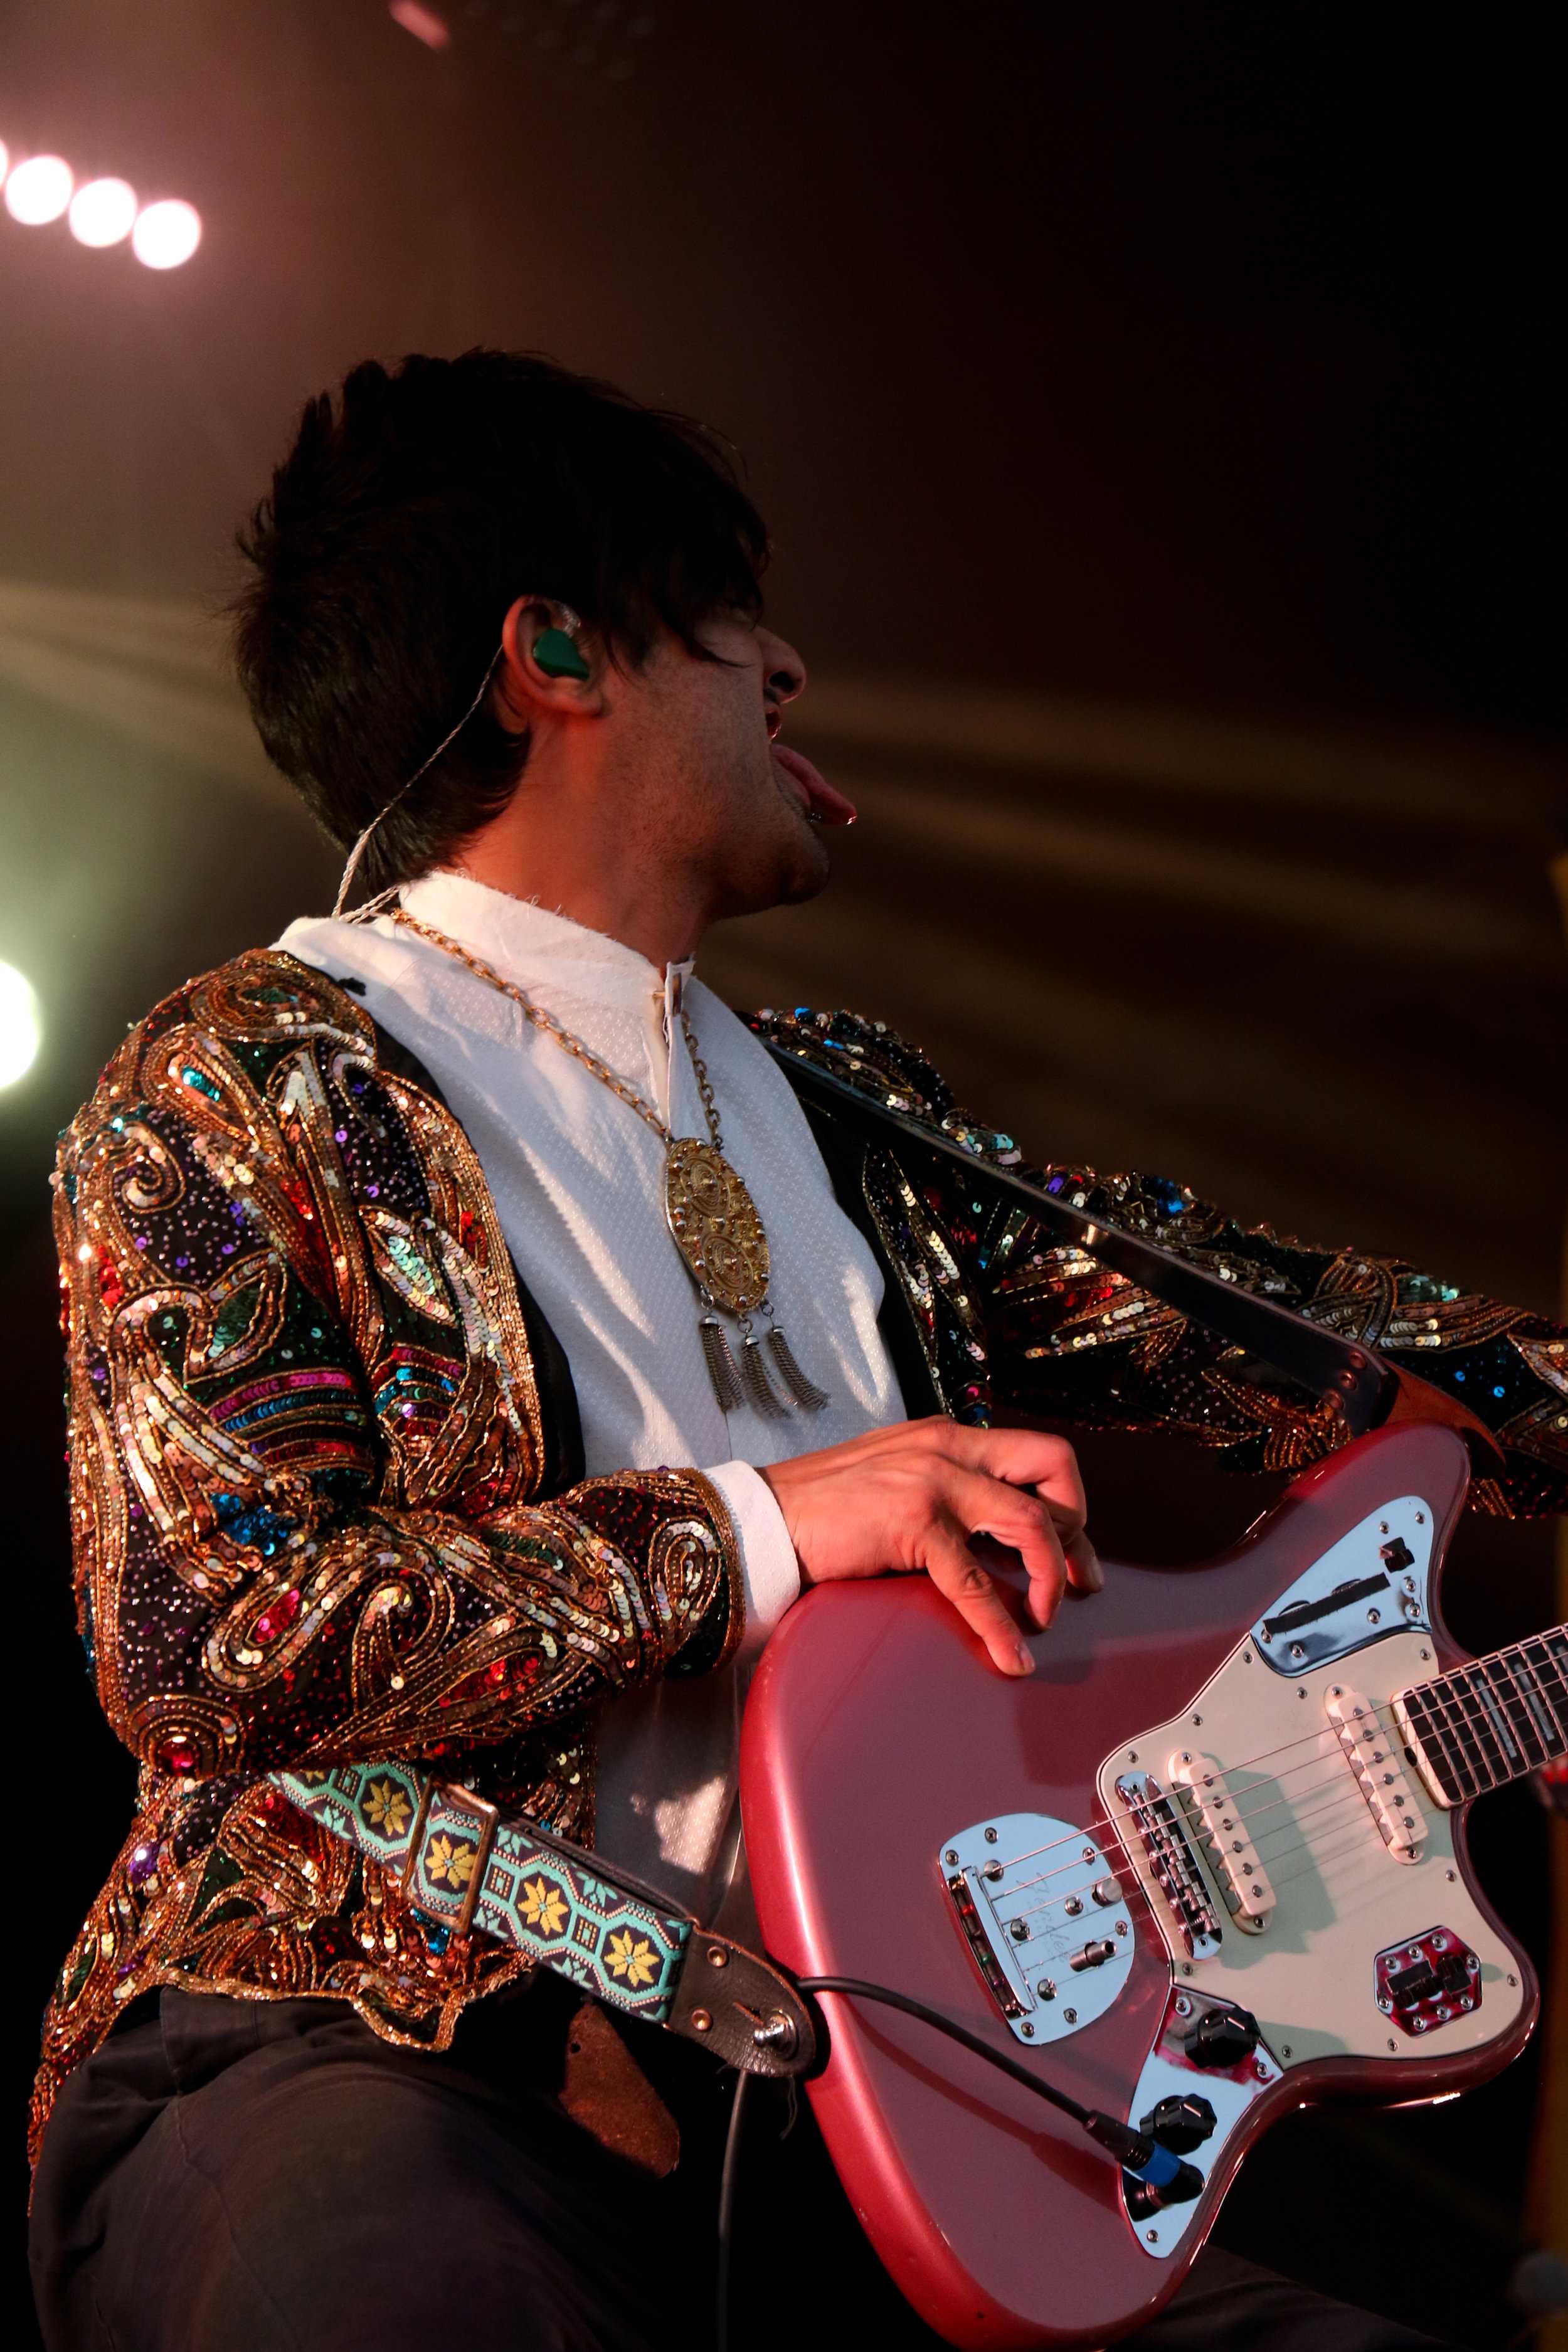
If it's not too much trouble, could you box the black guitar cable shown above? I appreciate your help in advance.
[714,1972,1199,2352]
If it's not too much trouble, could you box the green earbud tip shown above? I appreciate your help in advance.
[533,628,591,681]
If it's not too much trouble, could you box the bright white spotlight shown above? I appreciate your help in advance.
[131,197,201,269]
[70,176,137,248]
[4,154,74,226]
[0,960,42,1089]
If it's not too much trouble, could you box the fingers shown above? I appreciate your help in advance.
[1065,1528,1104,1594]
[943,1466,1067,1631]
[936,1423,1089,1538]
[923,1514,1036,1677]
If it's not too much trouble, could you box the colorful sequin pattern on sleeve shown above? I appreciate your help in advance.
[34,952,741,2166]
[748,1007,1567,1514]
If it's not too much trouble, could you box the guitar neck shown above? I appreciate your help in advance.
[1397,1626,1568,1804]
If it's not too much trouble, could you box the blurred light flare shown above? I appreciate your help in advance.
[0,960,42,1089]
[3,137,200,262]
[132,198,201,270]
[389,1,452,49]
[70,177,137,248]
[4,155,73,226]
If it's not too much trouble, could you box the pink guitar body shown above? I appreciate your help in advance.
[740,1425,1540,2347]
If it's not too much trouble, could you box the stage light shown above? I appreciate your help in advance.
[0,960,42,1089]
[70,176,137,248]
[4,154,73,226]
[131,197,201,269]
[389,1,452,48]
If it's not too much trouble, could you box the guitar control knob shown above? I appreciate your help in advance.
[1140,2093,1217,2154]
[1182,2004,1259,2069]
[1091,1877,1123,1907]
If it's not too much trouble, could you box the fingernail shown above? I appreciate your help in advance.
[1013,1642,1036,1675]
[1082,1548,1104,1592]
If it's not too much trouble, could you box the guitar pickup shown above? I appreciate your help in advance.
[1168,1752,1274,1931]
[1326,1685,1428,1862]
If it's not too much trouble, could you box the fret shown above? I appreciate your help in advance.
[1517,1635,1566,1745]
[1399,1687,1470,1804]
[1429,1671,1496,1796]
[1543,1631,1568,1726]
[1488,1649,1550,1770]
[1476,1658,1532,1772]
[1445,1666,1510,1788]
[1400,1624,1568,1807]
[1512,1645,1566,1757]
[1419,1671,1502,1799]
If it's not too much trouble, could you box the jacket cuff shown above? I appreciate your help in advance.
[701,1459,802,1661]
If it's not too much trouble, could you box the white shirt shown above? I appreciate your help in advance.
[280,872,906,1933]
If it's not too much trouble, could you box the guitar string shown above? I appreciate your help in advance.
[989,1724,1537,1942]
[1000,1757,1397,1932]
[992,1663,1564,1900]
[1002,1756,1434,1935]
[982,1688,1481,1885]
[986,1673,1565,1942]
[982,1665,1523,1882]
[975,1647,1567,1892]
[993,1651,1568,1941]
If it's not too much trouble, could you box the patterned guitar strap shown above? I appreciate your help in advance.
[273,1763,815,2080]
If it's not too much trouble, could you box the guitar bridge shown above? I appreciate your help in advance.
[1115,1772,1224,1959]
[938,1811,1135,2045]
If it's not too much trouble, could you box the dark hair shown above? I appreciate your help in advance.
[232,350,769,893]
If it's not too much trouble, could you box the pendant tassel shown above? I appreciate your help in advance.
[739,1333,790,1417]
[767,1325,830,1412]
[699,1315,745,1415]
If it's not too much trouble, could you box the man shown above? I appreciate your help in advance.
[28,351,1566,2351]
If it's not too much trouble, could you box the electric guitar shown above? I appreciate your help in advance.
[741,1419,1560,2346]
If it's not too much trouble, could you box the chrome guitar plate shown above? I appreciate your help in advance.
[939,1811,1134,2044]
[1250,1494,1433,1675]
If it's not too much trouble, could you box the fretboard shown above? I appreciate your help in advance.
[1397,1626,1568,1804]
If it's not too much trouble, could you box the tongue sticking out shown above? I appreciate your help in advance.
[771,742,859,827]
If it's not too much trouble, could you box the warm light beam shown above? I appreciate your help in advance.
[4,155,73,226]
[131,198,201,269]
[389,1,452,50]
[69,176,137,248]
[0,960,42,1088]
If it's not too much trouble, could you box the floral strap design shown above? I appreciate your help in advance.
[277,1764,691,2020]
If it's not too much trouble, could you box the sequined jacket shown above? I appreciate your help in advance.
[34,955,1567,2163]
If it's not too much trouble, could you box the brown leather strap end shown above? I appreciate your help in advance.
[667,1933,818,2077]
[558,1997,682,2178]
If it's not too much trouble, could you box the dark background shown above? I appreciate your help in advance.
[1,5,1563,2345]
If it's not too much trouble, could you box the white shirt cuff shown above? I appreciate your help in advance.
[702,1459,802,1660]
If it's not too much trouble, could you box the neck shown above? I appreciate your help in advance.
[1397,1625,1568,1804]
[450,842,707,970]
[447,743,711,972]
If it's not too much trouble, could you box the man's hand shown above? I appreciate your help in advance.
[758,1417,1099,1678]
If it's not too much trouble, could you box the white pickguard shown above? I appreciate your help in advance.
[1097,1626,1526,2069]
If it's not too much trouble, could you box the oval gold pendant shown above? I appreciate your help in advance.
[664,1137,770,1316]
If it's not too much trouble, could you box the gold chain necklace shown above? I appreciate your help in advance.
[384,906,828,1419]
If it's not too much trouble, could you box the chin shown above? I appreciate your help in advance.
[715,827,832,922]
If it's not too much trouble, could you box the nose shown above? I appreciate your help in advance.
[758,625,807,706]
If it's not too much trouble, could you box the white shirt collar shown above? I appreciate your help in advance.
[399,871,696,1020]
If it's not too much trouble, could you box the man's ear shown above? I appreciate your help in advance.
[495,596,606,723]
